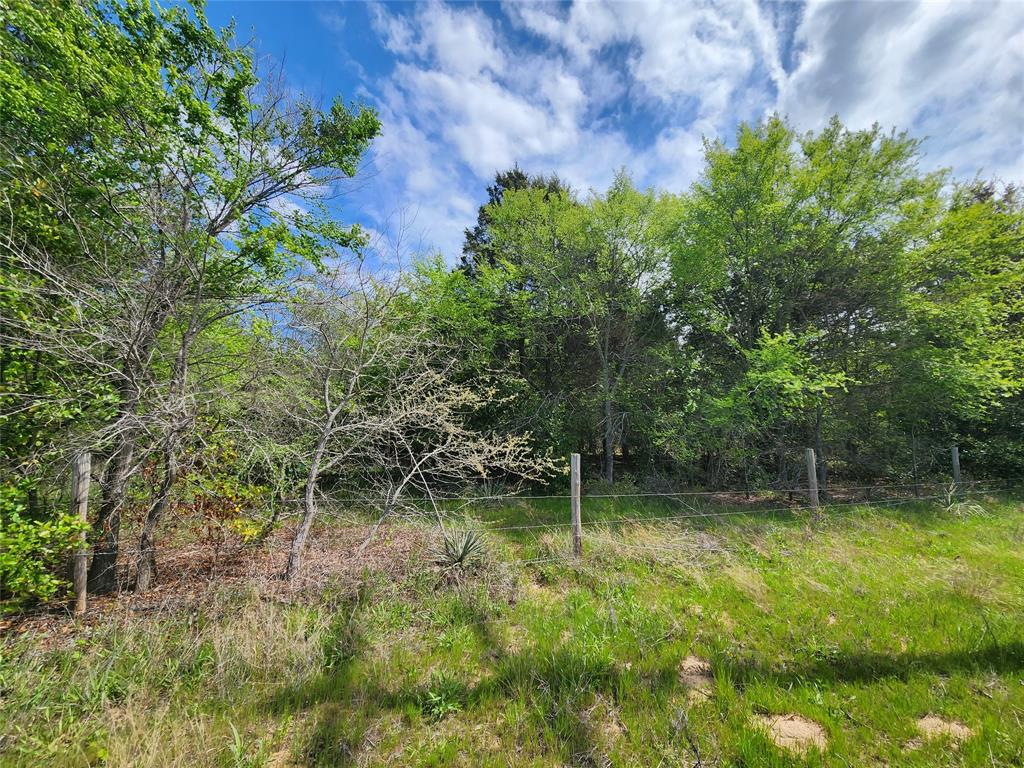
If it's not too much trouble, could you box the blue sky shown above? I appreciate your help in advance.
[205,0,1024,260]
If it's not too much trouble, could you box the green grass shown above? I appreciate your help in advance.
[2,492,1023,766]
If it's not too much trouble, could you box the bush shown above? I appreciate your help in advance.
[432,529,486,571]
[0,483,88,607]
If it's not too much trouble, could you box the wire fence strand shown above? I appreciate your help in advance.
[80,485,1016,570]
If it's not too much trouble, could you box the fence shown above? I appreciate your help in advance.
[410,446,1009,569]
[66,446,1016,613]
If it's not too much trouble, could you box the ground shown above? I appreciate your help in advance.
[1,491,1022,767]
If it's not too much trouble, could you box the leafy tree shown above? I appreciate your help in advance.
[1,0,379,592]
[460,165,569,275]
[445,171,680,483]
[667,116,944,485]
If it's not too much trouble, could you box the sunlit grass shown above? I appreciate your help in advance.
[2,492,1022,766]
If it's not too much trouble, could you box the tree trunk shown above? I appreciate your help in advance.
[601,339,615,486]
[134,445,178,592]
[284,428,331,581]
[285,475,319,581]
[814,402,828,495]
[911,429,921,498]
[603,393,615,486]
[133,322,196,593]
[87,438,134,594]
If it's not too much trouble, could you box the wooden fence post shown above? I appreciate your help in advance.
[570,453,582,558]
[71,451,91,615]
[805,447,820,519]
[951,445,961,497]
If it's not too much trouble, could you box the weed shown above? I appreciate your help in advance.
[1,495,1023,766]
[432,529,487,571]
[418,671,468,721]
[225,722,271,768]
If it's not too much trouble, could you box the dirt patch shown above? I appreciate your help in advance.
[581,693,626,745]
[1,523,435,646]
[679,655,713,704]
[917,715,973,743]
[752,714,827,755]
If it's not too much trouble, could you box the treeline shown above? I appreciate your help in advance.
[430,126,1023,490]
[1,1,1021,605]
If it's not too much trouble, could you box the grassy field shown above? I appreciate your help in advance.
[2,490,1023,767]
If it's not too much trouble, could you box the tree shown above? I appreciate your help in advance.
[666,116,942,486]
[253,261,556,580]
[460,166,568,275]
[0,0,380,592]
[891,182,1024,471]
[482,172,677,483]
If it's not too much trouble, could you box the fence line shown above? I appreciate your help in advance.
[478,487,1009,533]
[64,443,1017,605]
[48,483,1014,610]
[313,477,1001,505]
[500,487,1010,567]
[79,485,1012,562]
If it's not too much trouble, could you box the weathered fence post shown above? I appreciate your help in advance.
[951,445,962,498]
[71,451,91,615]
[805,447,820,519]
[570,452,582,558]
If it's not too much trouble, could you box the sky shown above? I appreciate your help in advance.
[205,0,1024,261]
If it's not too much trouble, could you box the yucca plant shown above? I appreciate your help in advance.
[432,529,487,571]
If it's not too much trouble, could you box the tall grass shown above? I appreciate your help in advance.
[1,493,1022,766]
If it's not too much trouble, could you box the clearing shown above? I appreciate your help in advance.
[2,492,1023,767]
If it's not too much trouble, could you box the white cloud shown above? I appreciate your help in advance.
[371,0,505,77]
[505,0,779,123]
[779,0,1024,180]
[328,0,1023,262]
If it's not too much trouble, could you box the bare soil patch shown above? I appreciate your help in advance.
[916,715,973,743]
[752,713,827,755]
[679,655,713,703]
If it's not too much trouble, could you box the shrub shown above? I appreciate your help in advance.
[0,483,88,607]
[432,529,486,571]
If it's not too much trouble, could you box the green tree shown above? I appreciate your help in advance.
[1,0,379,593]
[667,116,942,486]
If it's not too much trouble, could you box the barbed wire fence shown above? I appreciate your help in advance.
[63,447,1019,611]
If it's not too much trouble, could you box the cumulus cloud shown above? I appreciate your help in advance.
[779,0,1024,181]
[327,0,1023,261]
[505,0,779,122]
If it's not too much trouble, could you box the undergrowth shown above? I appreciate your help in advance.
[1,494,1023,767]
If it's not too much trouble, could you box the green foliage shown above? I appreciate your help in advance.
[418,670,468,721]
[706,331,850,468]
[225,721,273,768]
[1,0,1021,610]
[0,482,87,606]
[432,529,487,571]
[1,0,381,597]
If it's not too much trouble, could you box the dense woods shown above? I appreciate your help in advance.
[2,1,1022,606]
